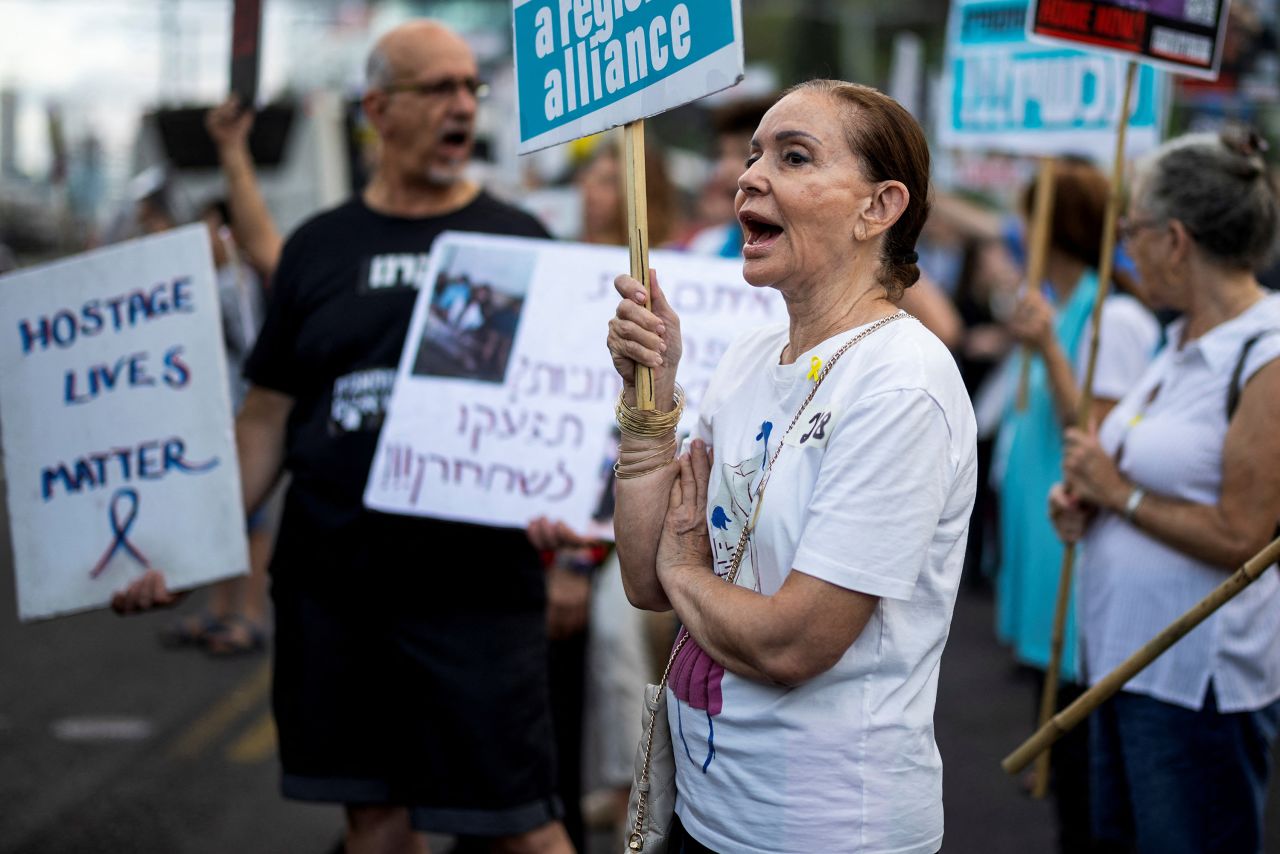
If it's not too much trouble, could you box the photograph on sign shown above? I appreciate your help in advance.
[941,0,1166,160]
[511,0,745,153]
[364,231,787,537]
[0,227,248,621]
[412,243,536,384]
[1027,0,1232,79]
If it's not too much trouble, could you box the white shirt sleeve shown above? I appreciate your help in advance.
[1076,295,1161,402]
[791,387,954,601]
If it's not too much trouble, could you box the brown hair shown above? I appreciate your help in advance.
[1022,157,1138,294]
[784,79,932,299]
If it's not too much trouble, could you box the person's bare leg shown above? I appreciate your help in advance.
[491,820,574,854]
[207,578,236,621]
[345,805,430,854]
[203,523,274,653]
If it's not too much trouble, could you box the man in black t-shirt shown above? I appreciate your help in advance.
[116,20,571,854]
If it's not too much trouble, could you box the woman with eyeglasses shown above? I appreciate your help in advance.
[995,158,1160,851]
[1051,129,1280,854]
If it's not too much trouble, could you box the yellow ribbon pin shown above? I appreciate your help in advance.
[807,356,822,381]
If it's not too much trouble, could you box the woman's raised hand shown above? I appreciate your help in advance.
[606,269,682,406]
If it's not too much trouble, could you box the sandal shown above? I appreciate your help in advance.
[202,615,267,657]
[157,612,226,649]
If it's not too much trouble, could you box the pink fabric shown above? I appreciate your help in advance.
[669,631,724,715]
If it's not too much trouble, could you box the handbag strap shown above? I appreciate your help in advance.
[627,310,908,852]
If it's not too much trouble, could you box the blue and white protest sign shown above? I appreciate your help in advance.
[364,232,785,537]
[0,227,248,621]
[512,0,744,153]
[940,0,1166,160]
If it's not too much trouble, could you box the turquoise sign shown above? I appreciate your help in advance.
[512,0,742,152]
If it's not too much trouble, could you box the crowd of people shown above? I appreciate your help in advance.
[17,12,1273,854]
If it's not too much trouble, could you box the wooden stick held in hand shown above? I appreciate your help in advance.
[1031,60,1137,799]
[622,120,655,411]
[1015,157,1057,413]
[1006,534,1280,775]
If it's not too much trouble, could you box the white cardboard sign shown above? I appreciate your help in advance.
[364,232,785,536]
[512,0,745,153]
[0,227,248,621]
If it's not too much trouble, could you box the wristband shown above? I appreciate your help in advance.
[1124,486,1146,523]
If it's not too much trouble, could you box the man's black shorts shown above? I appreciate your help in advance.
[271,578,561,836]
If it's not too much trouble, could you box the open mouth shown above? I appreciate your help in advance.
[739,211,784,249]
[438,129,471,152]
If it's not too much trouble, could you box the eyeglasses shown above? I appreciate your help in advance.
[382,76,490,101]
[1117,216,1165,243]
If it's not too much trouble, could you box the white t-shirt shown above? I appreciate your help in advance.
[671,314,978,854]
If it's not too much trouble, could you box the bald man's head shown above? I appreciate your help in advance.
[362,20,480,188]
[366,20,472,89]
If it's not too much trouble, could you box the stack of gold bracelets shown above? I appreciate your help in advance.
[613,384,685,479]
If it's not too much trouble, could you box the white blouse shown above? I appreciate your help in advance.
[1078,293,1280,713]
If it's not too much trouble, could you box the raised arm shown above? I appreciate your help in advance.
[206,98,284,279]
[606,271,683,611]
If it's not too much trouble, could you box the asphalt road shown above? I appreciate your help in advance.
[2,493,1278,852]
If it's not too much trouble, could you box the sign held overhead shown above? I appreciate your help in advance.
[512,0,745,153]
[941,0,1166,161]
[1027,0,1232,80]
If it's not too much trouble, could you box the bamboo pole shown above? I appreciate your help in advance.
[1006,534,1280,774]
[1014,157,1057,412]
[1030,60,1137,798]
[622,120,655,411]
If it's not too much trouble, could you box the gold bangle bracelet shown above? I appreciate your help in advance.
[613,456,677,479]
[615,383,685,439]
[615,439,677,469]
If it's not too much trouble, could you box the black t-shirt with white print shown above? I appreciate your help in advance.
[245,192,550,605]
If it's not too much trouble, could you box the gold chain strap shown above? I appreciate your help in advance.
[627,311,908,851]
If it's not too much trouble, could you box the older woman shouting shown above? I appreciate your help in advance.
[606,80,977,854]
[1051,129,1280,853]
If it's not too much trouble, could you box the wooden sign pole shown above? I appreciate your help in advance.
[1031,59,1137,798]
[1015,156,1057,412]
[622,120,656,411]
[1007,534,1280,775]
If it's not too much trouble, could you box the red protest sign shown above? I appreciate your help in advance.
[1028,0,1231,79]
